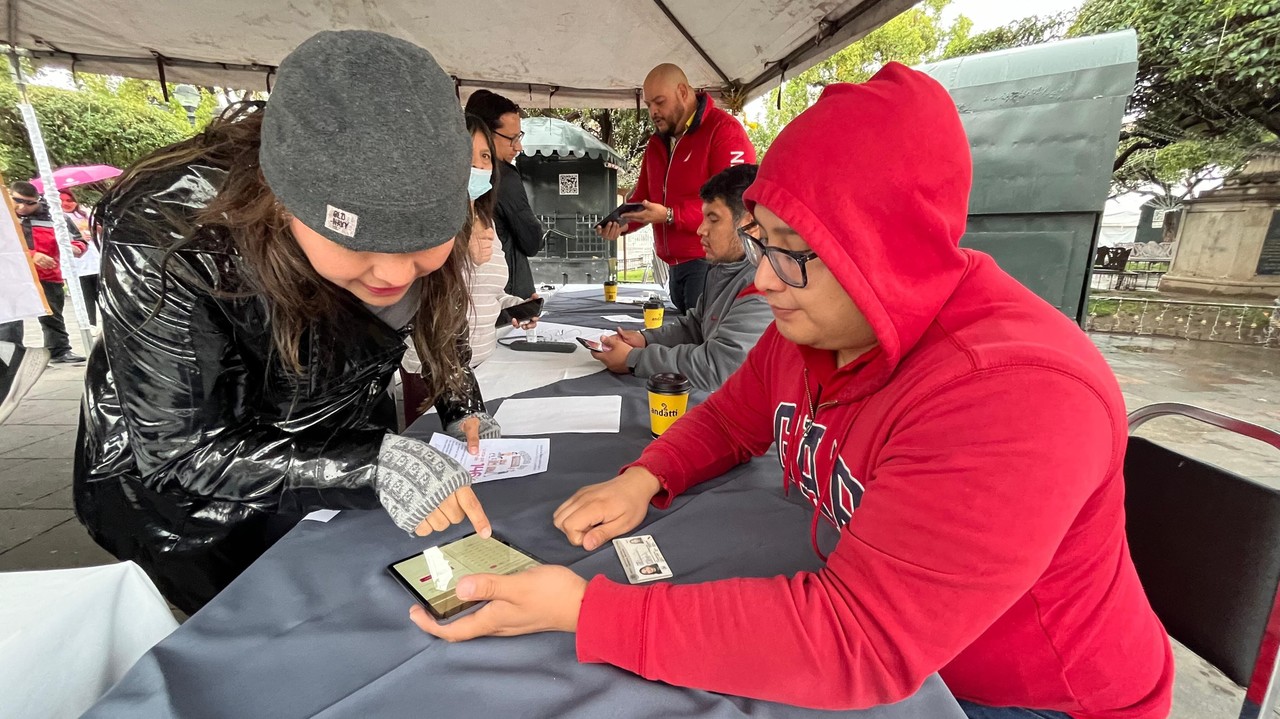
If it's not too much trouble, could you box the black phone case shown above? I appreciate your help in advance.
[386,532,546,623]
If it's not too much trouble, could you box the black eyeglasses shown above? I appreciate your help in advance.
[493,130,525,146]
[739,223,820,289]
[11,197,38,206]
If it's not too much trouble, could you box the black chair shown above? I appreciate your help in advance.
[1125,403,1280,718]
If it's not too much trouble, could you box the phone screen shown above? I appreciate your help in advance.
[576,337,603,352]
[388,534,541,620]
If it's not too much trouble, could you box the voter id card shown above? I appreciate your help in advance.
[613,535,673,584]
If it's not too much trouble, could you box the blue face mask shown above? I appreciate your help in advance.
[468,167,493,202]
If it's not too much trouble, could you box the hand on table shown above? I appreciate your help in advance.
[31,252,56,270]
[612,327,646,349]
[621,200,667,226]
[409,565,587,640]
[591,332,634,374]
[553,467,661,551]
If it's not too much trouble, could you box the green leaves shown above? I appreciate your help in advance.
[0,74,198,182]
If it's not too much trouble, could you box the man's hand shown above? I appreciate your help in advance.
[595,221,624,241]
[553,467,661,551]
[621,200,668,226]
[409,565,587,640]
[72,245,85,258]
[592,333,633,374]
[613,327,647,349]
[31,252,56,270]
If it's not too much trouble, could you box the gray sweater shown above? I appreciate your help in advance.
[626,259,772,391]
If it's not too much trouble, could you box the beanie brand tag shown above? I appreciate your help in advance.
[325,205,359,237]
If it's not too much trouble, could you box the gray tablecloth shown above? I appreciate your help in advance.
[543,287,676,331]
[85,371,964,719]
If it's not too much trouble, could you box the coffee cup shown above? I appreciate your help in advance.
[643,296,664,329]
[603,280,618,302]
[647,372,691,437]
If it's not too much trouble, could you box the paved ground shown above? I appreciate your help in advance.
[2,315,1278,716]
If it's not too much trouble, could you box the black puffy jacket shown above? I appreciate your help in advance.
[74,161,485,613]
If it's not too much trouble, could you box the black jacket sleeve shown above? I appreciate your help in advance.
[495,163,544,258]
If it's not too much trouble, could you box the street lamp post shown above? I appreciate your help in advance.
[173,84,200,127]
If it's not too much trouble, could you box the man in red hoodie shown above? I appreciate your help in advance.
[598,63,755,315]
[412,64,1175,719]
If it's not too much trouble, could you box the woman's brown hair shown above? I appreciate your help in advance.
[464,113,500,229]
[105,101,473,404]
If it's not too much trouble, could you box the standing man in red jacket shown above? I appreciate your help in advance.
[0,181,87,363]
[598,64,755,314]
[412,64,1175,719]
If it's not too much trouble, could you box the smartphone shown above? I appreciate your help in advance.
[387,533,543,622]
[504,296,544,322]
[576,336,603,352]
[594,202,645,229]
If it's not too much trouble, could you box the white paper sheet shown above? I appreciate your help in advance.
[601,315,645,323]
[428,433,550,483]
[493,395,623,435]
[302,509,340,523]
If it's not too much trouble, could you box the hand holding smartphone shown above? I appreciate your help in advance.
[576,337,604,352]
[388,533,543,623]
[594,202,645,230]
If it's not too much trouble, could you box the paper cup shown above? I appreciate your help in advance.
[643,298,664,329]
[604,280,618,302]
[647,372,691,437]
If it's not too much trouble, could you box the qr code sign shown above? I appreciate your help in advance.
[558,174,580,196]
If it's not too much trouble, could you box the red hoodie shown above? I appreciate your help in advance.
[576,64,1174,718]
[627,93,755,265]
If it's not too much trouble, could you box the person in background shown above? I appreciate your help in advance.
[75,31,497,614]
[591,165,772,391]
[408,63,1175,719]
[61,190,102,327]
[0,181,87,363]
[464,89,542,299]
[463,114,538,366]
[597,63,755,315]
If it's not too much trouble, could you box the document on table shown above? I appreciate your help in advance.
[601,315,645,323]
[499,321,607,341]
[428,433,551,483]
[493,395,622,435]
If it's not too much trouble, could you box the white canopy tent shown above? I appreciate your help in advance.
[2,0,914,108]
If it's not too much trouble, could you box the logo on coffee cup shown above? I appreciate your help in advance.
[651,403,680,418]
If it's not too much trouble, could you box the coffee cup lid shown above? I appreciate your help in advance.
[647,372,690,393]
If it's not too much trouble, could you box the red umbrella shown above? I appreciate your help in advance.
[31,164,123,193]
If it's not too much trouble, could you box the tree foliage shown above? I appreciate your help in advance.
[748,0,969,154]
[0,72,214,183]
[941,12,1072,59]
[1071,0,1279,162]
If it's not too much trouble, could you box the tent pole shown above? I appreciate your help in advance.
[7,49,94,355]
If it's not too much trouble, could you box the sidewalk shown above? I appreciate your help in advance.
[2,315,1278,716]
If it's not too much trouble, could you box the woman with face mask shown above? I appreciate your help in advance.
[463,113,539,366]
[74,31,498,614]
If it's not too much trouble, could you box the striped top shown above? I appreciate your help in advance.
[467,238,526,366]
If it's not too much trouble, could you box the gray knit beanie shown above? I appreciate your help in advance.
[260,30,470,254]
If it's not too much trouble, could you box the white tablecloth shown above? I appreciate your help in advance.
[0,561,178,719]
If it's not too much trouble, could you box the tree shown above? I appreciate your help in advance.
[0,72,213,183]
[748,0,971,154]
[1071,0,1280,169]
[941,12,1072,59]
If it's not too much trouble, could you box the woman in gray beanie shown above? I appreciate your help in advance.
[74,30,497,614]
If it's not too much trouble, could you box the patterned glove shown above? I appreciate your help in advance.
[375,434,472,534]
[443,412,502,442]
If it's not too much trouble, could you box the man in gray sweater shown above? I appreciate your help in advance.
[592,165,772,391]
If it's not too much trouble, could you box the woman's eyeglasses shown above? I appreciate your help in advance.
[738,222,819,289]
